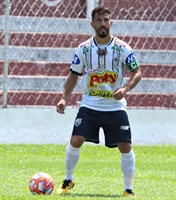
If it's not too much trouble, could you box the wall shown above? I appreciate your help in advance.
[0,108,175,145]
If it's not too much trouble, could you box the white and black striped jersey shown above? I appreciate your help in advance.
[70,36,139,111]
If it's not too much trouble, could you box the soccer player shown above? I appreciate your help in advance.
[56,6,142,197]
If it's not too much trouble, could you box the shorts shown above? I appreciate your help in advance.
[72,107,132,148]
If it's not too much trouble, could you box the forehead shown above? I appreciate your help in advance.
[94,12,110,19]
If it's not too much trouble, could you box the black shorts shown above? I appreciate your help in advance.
[72,107,132,148]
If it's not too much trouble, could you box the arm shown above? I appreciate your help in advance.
[113,67,142,100]
[56,72,79,114]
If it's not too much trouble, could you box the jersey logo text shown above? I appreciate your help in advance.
[88,71,118,87]
[89,90,113,98]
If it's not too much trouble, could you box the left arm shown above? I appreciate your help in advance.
[113,68,142,100]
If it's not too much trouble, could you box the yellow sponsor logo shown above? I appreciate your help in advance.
[88,70,118,88]
[89,90,113,98]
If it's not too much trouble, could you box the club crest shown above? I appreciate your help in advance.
[97,47,108,56]
[74,118,82,127]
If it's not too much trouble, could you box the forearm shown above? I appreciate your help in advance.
[62,72,79,100]
[123,68,142,92]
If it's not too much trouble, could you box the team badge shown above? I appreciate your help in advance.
[74,118,82,127]
[97,47,108,56]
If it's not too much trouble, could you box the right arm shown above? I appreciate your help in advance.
[56,72,79,114]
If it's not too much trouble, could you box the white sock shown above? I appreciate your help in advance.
[121,149,135,191]
[64,143,80,181]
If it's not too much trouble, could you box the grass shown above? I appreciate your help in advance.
[0,144,175,200]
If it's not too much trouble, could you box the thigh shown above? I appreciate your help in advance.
[102,110,131,148]
[72,107,101,144]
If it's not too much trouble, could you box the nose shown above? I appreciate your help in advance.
[101,20,106,26]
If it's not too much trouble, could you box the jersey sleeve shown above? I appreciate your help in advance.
[123,46,139,72]
[70,45,84,75]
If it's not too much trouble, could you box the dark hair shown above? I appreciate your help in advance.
[91,6,111,21]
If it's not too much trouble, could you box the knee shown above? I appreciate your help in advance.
[70,135,85,148]
[118,142,132,153]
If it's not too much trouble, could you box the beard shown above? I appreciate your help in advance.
[97,27,109,38]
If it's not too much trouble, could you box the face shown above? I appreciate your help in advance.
[91,13,112,38]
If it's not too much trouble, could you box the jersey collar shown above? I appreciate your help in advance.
[93,36,114,47]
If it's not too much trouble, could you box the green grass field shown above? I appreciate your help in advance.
[0,144,175,200]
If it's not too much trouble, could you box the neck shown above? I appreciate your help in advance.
[95,34,112,45]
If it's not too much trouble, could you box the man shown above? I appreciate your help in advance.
[56,6,142,197]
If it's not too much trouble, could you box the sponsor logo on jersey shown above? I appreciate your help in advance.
[83,45,94,54]
[125,52,137,64]
[114,39,127,47]
[87,68,100,74]
[88,70,118,87]
[111,44,123,52]
[80,40,93,48]
[83,46,89,54]
[89,90,113,98]
[72,54,80,64]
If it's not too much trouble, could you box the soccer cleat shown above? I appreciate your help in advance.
[56,179,74,194]
[123,189,137,198]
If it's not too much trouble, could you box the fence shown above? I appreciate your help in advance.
[0,0,175,108]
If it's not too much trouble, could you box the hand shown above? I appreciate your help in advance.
[56,99,65,114]
[113,87,129,100]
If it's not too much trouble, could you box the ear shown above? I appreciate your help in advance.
[91,22,95,29]
[110,20,113,26]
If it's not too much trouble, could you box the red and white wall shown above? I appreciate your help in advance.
[0,0,175,108]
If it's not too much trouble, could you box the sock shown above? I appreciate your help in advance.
[121,149,135,191]
[64,143,80,181]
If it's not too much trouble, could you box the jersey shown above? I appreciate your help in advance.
[70,36,139,111]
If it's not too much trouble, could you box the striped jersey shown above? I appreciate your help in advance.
[70,36,139,111]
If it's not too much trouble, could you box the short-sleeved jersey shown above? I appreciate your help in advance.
[70,36,139,111]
